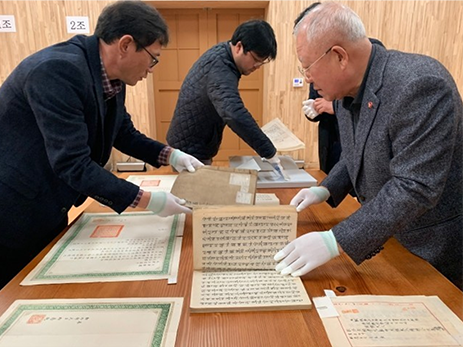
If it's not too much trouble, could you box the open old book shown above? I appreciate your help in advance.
[190,205,312,313]
[261,118,305,151]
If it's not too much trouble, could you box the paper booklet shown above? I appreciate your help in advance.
[170,166,257,207]
[261,118,305,151]
[190,205,312,313]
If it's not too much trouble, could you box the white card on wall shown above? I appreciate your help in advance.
[66,16,90,34]
[0,15,16,32]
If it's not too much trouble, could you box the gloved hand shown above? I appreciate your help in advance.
[263,154,289,181]
[302,99,319,119]
[169,149,204,172]
[147,191,191,217]
[274,230,340,276]
[290,186,330,212]
[265,154,280,165]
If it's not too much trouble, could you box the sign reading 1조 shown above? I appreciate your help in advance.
[0,15,16,32]
[66,16,90,34]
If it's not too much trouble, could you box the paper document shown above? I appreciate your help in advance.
[21,212,184,285]
[126,174,177,192]
[190,205,312,313]
[0,298,183,347]
[255,193,280,205]
[318,295,463,347]
[261,118,305,151]
[170,166,257,207]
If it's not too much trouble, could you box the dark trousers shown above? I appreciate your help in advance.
[0,217,67,289]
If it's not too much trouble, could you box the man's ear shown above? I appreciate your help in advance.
[233,41,244,54]
[331,45,349,70]
[117,35,134,56]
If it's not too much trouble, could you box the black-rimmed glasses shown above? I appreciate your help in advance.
[140,45,159,68]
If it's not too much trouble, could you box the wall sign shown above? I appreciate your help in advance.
[0,15,16,32]
[66,16,90,34]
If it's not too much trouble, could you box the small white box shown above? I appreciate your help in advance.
[293,78,304,88]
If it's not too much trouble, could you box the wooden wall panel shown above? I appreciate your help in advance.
[1,1,461,169]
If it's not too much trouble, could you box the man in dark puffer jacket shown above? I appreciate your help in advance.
[167,20,278,165]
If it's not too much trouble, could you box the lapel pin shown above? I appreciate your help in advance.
[368,101,373,109]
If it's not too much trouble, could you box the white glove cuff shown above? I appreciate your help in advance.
[169,149,181,167]
[147,192,167,214]
[320,230,340,258]
[309,186,330,202]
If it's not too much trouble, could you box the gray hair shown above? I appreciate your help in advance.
[294,2,366,44]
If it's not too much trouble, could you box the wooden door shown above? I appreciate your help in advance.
[153,8,265,160]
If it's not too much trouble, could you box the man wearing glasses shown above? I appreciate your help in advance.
[0,1,203,288]
[275,2,462,289]
[167,20,279,166]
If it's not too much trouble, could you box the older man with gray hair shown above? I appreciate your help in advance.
[275,2,462,289]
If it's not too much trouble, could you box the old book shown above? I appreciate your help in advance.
[190,205,312,313]
[261,118,305,151]
[171,166,257,208]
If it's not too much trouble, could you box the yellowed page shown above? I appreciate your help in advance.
[171,166,257,207]
[190,205,311,312]
[192,205,296,271]
[190,270,311,313]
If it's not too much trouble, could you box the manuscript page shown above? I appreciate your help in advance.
[190,205,311,312]
[319,295,463,347]
[261,118,305,151]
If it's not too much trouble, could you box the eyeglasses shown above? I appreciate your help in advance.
[248,51,271,67]
[298,46,333,76]
[140,45,159,68]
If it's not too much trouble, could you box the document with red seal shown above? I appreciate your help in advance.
[0,297,183,347]
[21,212,184,285]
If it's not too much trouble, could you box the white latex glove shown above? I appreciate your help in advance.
[169,149,204,172]
[302,99,319,119]
[290,186,330,212]
[265,154,280,165]
[274,230,340,276]
[147,191,191,217]
[263,154,289,181]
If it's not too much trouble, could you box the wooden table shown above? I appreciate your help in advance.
[1,170,462,347]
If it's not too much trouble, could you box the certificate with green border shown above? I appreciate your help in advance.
[21,212,184,285]
[0,298,183,347]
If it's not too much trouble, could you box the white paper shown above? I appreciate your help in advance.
[0,298,183,347]
[21,212,184,285]
[319,295,463,347]
[313,296,339,318]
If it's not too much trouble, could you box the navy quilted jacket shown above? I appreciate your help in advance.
[166,42,276,161]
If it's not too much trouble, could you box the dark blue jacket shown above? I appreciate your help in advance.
[0,35,165,249]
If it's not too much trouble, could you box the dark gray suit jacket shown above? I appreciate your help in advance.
[0,35,166,250]
[323,45,462,287]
